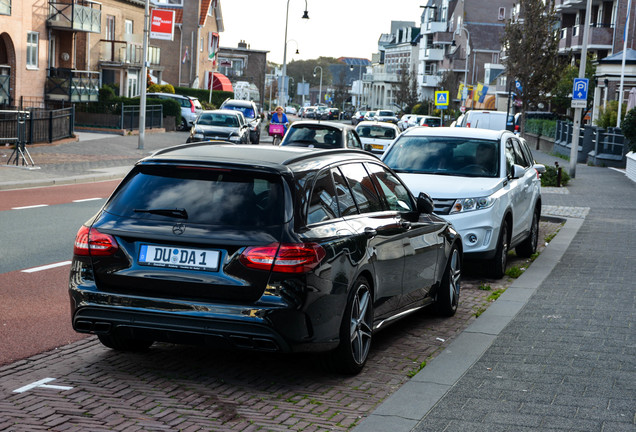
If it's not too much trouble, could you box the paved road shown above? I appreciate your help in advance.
[0,131,633,430]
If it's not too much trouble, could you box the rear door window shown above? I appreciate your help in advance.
[105,165,284,226]
[307,170,339,224]
[337,163,384,214]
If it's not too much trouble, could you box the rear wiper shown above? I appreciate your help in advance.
[133,208,188,219]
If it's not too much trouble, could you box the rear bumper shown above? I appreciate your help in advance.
[69,283,342,353]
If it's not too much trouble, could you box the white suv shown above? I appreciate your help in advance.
[382,127,545,278]
[146,93,203,130]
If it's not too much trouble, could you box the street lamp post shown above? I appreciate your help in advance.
[279,0,309,108]
[313,65,322,105]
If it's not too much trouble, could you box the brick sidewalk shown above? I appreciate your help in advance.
[0,220,563,431]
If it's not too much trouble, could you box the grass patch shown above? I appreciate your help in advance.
[487,289,505,302]
[545,232,557,243]
[505,266,525,278]
[407,360,427,378]
[478,284,492,291]
[474,306,487,318]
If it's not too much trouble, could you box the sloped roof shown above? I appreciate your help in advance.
[598,49,636,64]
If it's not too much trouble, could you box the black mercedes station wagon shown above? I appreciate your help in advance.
[69,144,462,374]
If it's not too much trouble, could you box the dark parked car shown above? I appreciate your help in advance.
[220,98,262,143]
[186,109,250,143]
[69,145,462,374]
[280,120,363,150]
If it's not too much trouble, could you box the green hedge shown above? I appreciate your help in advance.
[525,119,556,137]
[174,86,233,109]
[75,93,182,125]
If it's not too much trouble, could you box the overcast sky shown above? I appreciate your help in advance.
[219,0,426,64]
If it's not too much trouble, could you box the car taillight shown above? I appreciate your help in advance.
[190,100,196,113]
[73,226,119,257]
[466,122,471,128]
[515,125,520,132]
[240,242,326,274]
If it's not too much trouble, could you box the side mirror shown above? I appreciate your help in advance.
[416,192,435,214]
[510,164,525,179]
[364,144,373,153]
[533,163,546,174]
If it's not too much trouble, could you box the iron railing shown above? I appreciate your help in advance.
[0,107,74,145]
[45,68,100,103]
[48,0,101,33]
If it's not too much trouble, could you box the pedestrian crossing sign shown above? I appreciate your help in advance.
[435,91,449,106]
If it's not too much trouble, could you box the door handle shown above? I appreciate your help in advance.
[364,227,377,238]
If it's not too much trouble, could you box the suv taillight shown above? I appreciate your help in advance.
[73,226,119,257]
[240,242,326,274]
[190,100,196,113]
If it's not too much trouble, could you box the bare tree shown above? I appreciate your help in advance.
[501,0,560,133]
[395,64,419,113]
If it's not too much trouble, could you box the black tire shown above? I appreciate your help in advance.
[434,245,461,317]
[272,136,282,146]
[515,209,539,258]
[179,119,188,131]
[488,221,509,279]
[252,133,260,144]
[323,277,373,375]
[98,334,153,352]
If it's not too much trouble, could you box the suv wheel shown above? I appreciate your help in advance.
[515,208,539,258]
[434,245,461,316]
[179,119,188,131]
[488,221,509,279]
[323,277,373,375]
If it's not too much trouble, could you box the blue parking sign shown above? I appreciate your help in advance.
[572,78,588,100]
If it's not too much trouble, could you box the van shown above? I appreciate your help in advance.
[459,110,514,132]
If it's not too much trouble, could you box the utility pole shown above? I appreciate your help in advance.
[569,0,593,178]
[138,0,150,150]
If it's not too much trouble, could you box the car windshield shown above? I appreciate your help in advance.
[357,125,396,140]
[383,136,500,178]
[197,113,238,127]
[283,125,342,148]
[378,111,394,116]
[224,105,255,119]
[105,165,284,226]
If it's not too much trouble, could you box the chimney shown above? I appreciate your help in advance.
[238,40,247,48]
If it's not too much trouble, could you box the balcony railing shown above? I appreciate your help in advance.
[0,0,10,15]
[432,31,453,45]
[568,24,613,51]
[45,68,99,103]
[100,40,143,65]
[423,47,444,61]
[48,0,101,33]
[423,20,447,34]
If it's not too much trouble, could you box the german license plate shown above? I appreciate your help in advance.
[139,245,221,272]
[371,144,384,150]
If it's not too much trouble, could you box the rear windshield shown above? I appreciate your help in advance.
[105,165,285,226]
[223,105,255,119]
[283,125,342,148]
[421,118,441,127]
[197,113,239,127]
[356,125,396,140]
[383,136,500,178]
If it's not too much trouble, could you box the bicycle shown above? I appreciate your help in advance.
[268,123,286,146]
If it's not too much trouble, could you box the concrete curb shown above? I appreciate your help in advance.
[354,217,584,432]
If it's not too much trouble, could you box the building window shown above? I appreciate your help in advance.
[492,52,499,63]
[106,15,115,40]
[125,19,133,35]
[26,32,38,69]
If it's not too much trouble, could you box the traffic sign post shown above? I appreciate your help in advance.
[571,78,588,109]
[435,91,449,107]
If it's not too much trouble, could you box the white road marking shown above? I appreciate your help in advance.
[13,378,73,393]
[72,197,103,203]
[11,204,49,210]
[21,261,72,273]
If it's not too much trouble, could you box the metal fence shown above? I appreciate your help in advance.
[74,104,163,131]
[553,120,628,168]
[121,104,163,130]
[0,106,74,144]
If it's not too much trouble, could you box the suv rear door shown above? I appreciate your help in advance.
[504,136,536,243]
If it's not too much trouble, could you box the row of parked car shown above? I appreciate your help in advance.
[68,106,544,375]
[298,105,341,120]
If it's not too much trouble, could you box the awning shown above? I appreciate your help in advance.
[213,72,233,92]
